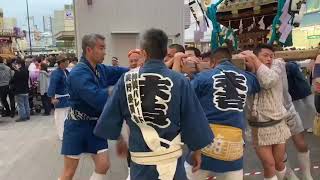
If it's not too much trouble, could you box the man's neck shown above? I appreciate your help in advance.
[85,55,97,69]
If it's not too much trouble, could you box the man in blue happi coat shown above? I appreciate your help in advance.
[48,54,70,140]
[94,29,213,180]
[58,34,128,180]
[185,48,260,180]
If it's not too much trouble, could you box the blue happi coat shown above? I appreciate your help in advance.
[47,68,69,108]
[94,59,213,180]
[67,56,128,118]
[188,60,260,173]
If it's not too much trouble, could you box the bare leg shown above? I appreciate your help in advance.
[59,156,79,180]
[292,133,308,153]
[90,151,110,180]
[255,145,276,178]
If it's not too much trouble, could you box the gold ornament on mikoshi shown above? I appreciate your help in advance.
[204,0,212,6]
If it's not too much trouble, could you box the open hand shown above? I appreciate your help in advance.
[116,136,128,158]
[51,98,59,105]
[191,150,202,173]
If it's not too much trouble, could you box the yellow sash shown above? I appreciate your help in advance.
[313,113,320,136]
[201,124,244,161]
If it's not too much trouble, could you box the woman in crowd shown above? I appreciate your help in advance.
[39,62,51,116]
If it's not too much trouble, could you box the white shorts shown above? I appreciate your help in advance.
[66,149,108,159]
[184,162,243,180]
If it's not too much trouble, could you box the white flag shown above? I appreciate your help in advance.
[293,3,307,24]
[248,17,256,32]
[258,16,266,30]
[239,19,243,34]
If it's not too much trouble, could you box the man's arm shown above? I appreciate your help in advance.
[47,70,58,98]
[94,78,124,140]
[190,75,203,98]
[244,71,261,95]
[47,70,60,105]
[170,53,200,74]
[256,59,283,89]
[241,51,281,89]
[103,65,129,86]
[70,70,108,112]
[165,57,174,68]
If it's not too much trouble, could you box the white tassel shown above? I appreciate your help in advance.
[248,17,256,32]
[259,16,266,30]
[239,19,243,34]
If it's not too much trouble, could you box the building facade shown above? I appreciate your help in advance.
[293,0,320,49]
[73,0,185,66]
[0,9,4,29]
[43,16,53,33]
[3,18,17,30]
[53,4,75,52]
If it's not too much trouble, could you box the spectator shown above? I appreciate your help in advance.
[111,57,119,66]
[0,56,15,117]
[128,49,144,69]
[39,63,51,116]
[28,57,37,72]
[11,58,30,122]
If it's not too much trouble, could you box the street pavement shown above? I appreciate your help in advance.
[0,114,319,180]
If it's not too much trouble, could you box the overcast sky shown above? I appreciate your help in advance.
[0,0,72,29]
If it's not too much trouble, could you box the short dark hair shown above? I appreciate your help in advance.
[112,57,118,61]
[82,34,105,55]
[0,56,3,63]
[211,47,232,63]
[56,54,69,65]
[35,56,42,63]
[201,51,211,59]
[16,58,26,68]
[169,44,185,53]
[72,57,78,63]
[253,44,274,56]
[141,29,168,60]
[186,46,201,57]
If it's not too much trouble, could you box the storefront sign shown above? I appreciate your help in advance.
[307,35,320,39]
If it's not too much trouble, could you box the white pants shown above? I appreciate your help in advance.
[185,162,243,180]
[54,107,69,140]
[293,94,316,129]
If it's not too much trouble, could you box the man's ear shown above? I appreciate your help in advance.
[141,50,148,59]
[209,59,216,68]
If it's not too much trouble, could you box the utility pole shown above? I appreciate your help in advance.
[26,0,32,55]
